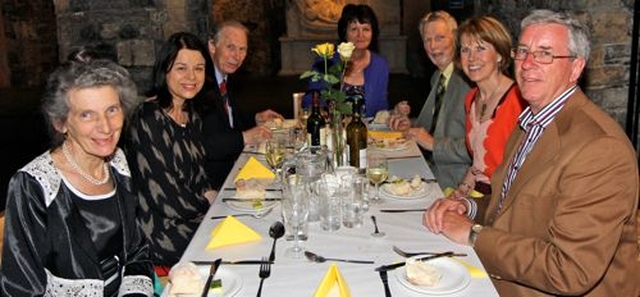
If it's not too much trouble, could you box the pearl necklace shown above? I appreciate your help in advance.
[62,142,110,186]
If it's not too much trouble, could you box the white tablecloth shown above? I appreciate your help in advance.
[176,144,499,297]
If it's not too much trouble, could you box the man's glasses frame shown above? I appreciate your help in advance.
[511,47,576,64]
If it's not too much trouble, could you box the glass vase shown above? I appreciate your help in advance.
[330,110,347,168]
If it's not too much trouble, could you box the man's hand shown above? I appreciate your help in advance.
[423,197,468,233]
[255,109,283,125]
[242,125,272,145]
[438,211,474,245]
[404,127,434,151]
[389,114,411,131]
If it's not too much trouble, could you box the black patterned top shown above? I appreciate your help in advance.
[125,101,212,266]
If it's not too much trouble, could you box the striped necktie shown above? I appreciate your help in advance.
[430,74,446,133]
[220,79,230,117]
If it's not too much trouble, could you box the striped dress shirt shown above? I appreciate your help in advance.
[494,85,578,215]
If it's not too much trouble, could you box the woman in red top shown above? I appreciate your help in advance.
[452,16,526,197]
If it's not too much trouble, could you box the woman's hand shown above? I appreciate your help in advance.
[204,190,218,204]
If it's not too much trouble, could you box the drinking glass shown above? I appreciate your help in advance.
[318,180,342,232]
[290,127,306,152]
[341,175,366,228]
[300,107,311,131]
[266,138,286,181]
[282,182,310,258]
[366,152,388,203]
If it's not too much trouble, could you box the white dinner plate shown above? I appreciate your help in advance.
[380,181,433,200]
[368,122,390,131]
[162,266,243,297]
[369,140,410,152]
[395,257,471,295]
[224,199,279,213]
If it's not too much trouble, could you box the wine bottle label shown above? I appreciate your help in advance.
[319,127,327,146]
[359,148,367,170]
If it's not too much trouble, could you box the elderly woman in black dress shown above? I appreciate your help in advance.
[0,59,153,296]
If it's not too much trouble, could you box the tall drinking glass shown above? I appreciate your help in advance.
[366,152,388,203]
[266,137,286,184]
[282,182,310,258]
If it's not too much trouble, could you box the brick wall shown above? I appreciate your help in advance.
[475,0,635,129]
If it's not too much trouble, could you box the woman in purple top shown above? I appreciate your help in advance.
[303,4,389,117]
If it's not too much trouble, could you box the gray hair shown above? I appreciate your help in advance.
[42,59,139,147]
[521,9,590,62]
[208,20,249,46]
[418,10,458,40]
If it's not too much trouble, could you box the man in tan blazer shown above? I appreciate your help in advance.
[424,9,639,296]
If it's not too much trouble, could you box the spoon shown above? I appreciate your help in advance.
[370,215,386,237]
[268,221,285,261]
[304,251,374,264]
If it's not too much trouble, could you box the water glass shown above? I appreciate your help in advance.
[282,182,310,258]
[342,175,367,228]
[318,180,342,232]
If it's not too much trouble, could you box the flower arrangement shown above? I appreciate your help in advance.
[300,41,356,115]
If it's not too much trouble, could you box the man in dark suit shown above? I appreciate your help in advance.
[195,20,282,189]
[424,10,639,296]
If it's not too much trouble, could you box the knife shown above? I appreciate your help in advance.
[379,208,428,213]
[193,260,273,265]
[201,258,222,297]
[221,198,282,202]
[374,251,454,272]
[386,155,421,160]
[223,187,282,192]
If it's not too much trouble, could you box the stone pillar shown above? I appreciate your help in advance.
[280,0,408,75]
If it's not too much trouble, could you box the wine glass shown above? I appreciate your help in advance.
[282,182,310,258]
[266,138,286,175]
[366,152,388,203]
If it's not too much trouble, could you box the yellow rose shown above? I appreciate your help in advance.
[311,42,335,58]
[337,42,355,61]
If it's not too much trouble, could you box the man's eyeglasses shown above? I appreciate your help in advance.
[511,47,576,64]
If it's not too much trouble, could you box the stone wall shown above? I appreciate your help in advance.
[0,0,636,143]
[0,0,57,87]
[53,0,210,93]
[475,0,635,130]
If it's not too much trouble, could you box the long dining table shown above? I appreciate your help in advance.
[173,141,499,296]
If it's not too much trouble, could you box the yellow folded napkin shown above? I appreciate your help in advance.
[443,187,483,198]
[234,156,275,183]
[368,130,403,139]
[313,264,351,297]
[205,216,262,250]
[453,258,489,278]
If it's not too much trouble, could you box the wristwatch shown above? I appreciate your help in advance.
[468,224,484,247]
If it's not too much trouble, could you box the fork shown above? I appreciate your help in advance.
[211,208,273,220]
[379,270,392,297]
[256,256,271,297]
[392,245,467,258]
